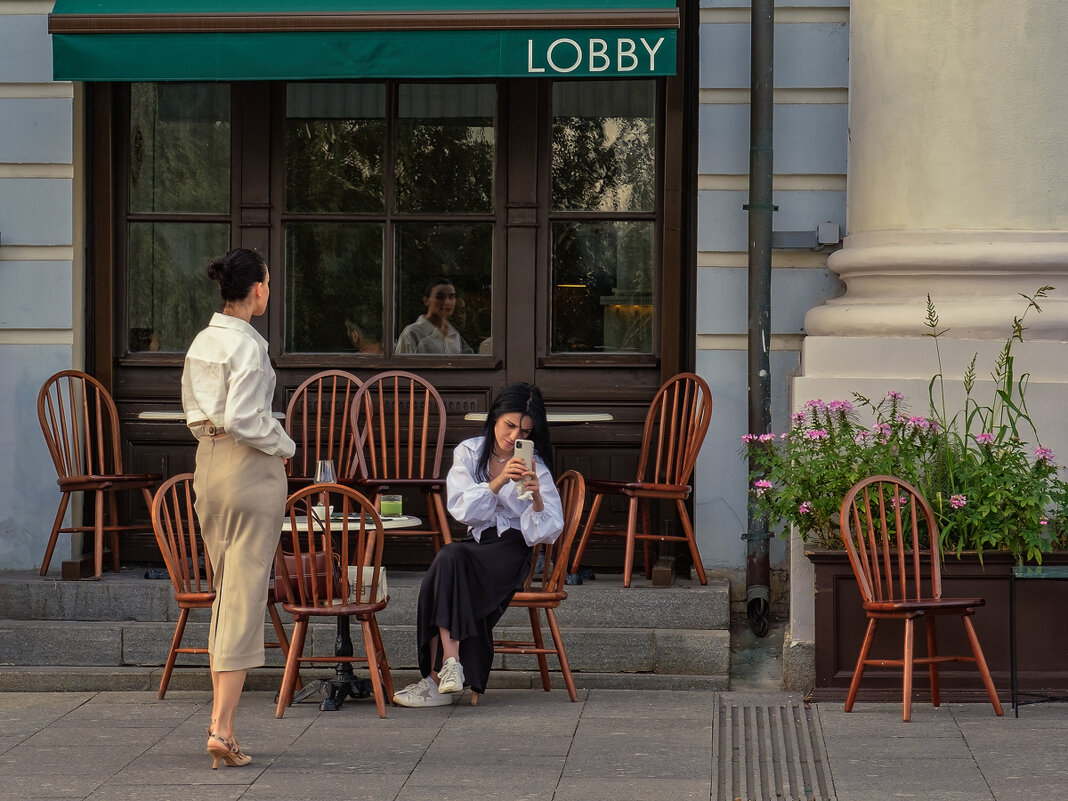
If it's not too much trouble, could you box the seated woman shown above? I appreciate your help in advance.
[393,383,563,707]
[395,277,474,354]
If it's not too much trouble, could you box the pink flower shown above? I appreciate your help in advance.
[799,501,813,515]
[976,433,994,445]
[804,398,826,411]
[759,433,775,442]
[886,390,904,401]
[752,479,772,496]
[791,411,806,425]
[1040,518,1049,527]
[854,430,874,445]
[950,494,967,509]
[1035,446,1055,463]
[828,400,853,413]
[804,429,829,440]
[741,434,757,443]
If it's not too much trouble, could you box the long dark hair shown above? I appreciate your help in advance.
[206,248,267,304]
[475,383,553,481]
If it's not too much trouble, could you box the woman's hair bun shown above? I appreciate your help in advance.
[206,255,230,283]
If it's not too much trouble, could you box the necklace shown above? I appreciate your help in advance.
[490,452,510,464]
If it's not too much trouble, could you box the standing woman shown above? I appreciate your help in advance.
[393,383,563,707]
[181,248,295,768]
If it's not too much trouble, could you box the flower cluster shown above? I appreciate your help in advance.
[742,287,1068,564]
[742,392,942,548]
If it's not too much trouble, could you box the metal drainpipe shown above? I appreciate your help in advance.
[744,0,775,637]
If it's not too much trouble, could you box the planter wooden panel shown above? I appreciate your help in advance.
[808,548,1068,703]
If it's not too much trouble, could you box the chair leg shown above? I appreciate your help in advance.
[158,608,190,700]
[528,608,551,691]
[676,502,708,585]
[108,494,121,574]
[623,498,639,588]
[432,493,451,546]
[903,617,915,723]
[545,608,577,702]
[93,490,105,580]
[845,618,878,712]
[266,602,301,692]
[641,502,653,580]
[962,616,1004,716]
[926,616,941,708]
[361,617,387,718]
[40,493,71,576]
[275,619,308,719]
[569,493,604,575]
[369,616,394,700]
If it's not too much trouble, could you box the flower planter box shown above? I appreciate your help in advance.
[807,548,1068,703]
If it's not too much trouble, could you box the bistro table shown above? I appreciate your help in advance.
[281,511,417,711]
[464,411,613,423]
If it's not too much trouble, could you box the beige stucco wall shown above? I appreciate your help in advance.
[848,0,1068,233]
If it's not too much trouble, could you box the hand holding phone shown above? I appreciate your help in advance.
[513,439,534,500]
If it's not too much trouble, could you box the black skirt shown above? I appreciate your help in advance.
[416,528,532,694]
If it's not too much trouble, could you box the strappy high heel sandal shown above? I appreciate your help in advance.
[206,733,252,769]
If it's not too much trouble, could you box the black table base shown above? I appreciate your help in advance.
[290,614,373,711]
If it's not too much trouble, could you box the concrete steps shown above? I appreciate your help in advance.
[0,569,731,693]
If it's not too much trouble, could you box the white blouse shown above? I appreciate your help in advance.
[446,436,564,547]
[395,315,473,354]
[181,312,295,459]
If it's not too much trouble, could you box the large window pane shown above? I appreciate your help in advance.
[128,222,229,352]
[129,83,230,214]
[286,83,386,213]
[551,221,654,353]
[552,81,656,212]
[394,223,492,355]
[395,84,495,214]
[285,223,384,353]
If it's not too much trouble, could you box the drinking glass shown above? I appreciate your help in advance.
[314,459,337,484]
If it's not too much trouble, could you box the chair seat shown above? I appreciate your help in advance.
[864,597,986,614]
[58,473,160,491]
[282,599,389,617]
[174,591,215,607]
[510,590,567,606]
[585,478,691,499]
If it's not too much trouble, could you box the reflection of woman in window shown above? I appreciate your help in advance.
[395,277,474,354]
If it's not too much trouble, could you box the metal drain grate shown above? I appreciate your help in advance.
[712,693,834,801]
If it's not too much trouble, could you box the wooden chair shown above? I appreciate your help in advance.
[348,370,452,553]
[490,470,586,703]
[569,372,712,587]
[840,475,1004,722]
[274,483,394,718]
[37,369,161,579]
[285,370,363,491]
[149,473,293,699]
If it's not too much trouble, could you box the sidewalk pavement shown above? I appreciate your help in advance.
[0,686,1063,801]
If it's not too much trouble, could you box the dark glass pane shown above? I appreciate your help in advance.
[129,83,230,214]
[552,81,656,212]
[395,84,495,214]
[551,221,654,353]
[285,83,386,213]
[285,222,384,353]
[128,222,229,352]
[394,223,492,355]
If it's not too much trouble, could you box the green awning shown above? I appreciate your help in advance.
[50,1,679,82]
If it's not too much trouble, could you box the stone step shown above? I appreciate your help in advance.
[0,570,731,691]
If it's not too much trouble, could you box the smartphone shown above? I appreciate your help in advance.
[513,439,535,499]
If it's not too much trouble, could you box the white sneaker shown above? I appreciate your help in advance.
[392,677,452,708]
[437,657,466,693]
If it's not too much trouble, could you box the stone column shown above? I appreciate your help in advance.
[784,0,1068,690]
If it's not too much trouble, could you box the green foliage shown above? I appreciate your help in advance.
[743,287,1068,564]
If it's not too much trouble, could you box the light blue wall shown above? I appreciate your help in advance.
[694,6,849,569]
[0,10,76,571]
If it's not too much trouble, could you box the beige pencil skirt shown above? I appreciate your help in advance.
[193,434,287,673]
